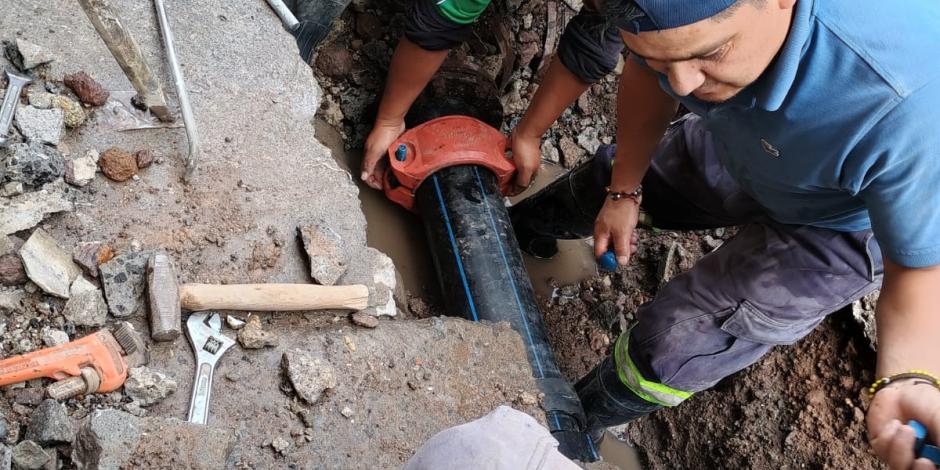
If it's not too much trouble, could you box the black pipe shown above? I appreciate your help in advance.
[415,164,599,461]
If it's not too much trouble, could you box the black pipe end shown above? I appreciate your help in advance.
[553,430,602,463]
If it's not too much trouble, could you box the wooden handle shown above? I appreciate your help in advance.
[179,284,370,312]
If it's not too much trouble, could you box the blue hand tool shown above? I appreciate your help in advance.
[910,420,940,466]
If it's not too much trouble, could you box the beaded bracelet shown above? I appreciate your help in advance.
[868,370,940,397]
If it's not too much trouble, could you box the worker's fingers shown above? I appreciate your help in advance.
[611,228,632,265]
[594,231,610,259]
[364,159,388,190]
[913,458,936,470]
[511,167,539,196]
[362,120,406,190]
[885,421,916,470]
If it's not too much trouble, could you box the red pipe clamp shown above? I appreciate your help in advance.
[383,116,517,211]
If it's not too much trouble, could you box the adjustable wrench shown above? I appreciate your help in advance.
[185,312,234,425]
[0,69,32,148]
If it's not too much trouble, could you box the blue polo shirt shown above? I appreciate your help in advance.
[653,0,940,267]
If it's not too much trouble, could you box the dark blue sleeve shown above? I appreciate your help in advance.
[405,0,474,51]
[557,8,624,84]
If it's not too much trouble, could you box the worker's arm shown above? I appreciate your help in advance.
[593,57,677,264]
[361,38,448,189]
[867,260,940,469]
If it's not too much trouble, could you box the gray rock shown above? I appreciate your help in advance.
[0,237,14,255]
[362,248,399,317]
[40,328,69,347]
[0,288,24,312]
[298,224,348,285]
[25,399,74,445]
[64,150,98,187]
[852,290,879,351]
[225,315,245,330]
[237,315,278,349]
[282,349,336,404]
[1,182,23,197]
[540,139,560,164]
[15,40,54,70]
[13,388,44,406]
[10,441,50,470]
[25,88,53,110]
[19,228,80,298]
[577,127,601,155]
[71,409,141,470]
[13,106,63,146]
[0,417,8,443]
[0,182,73,235]
[351,312,378,328]
[1,142,65,188]
[271,436,290,455]
[124,367,177,407]
[559,136,586,168]
[63,277,107,327]
[99,251,151,317]
[0,444,10,470]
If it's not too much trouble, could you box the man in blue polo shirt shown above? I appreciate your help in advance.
[519,0,940,467]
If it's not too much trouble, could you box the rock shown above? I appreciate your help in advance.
[25,399,74,445]
[126,416,235,468]
[517,41,540,70]
[559,136,586,168]
[852,290,879,350]
[52,96,86,128]
[364,247,399,317]
[0,289,24,312]
[350,312,378,328]
[99,251,151,317]
[40,328,69,347]
[577,127,601,155]
[225,315,245,330]
[270,436,290,455]
[562,0,582,12]
[282,349,336,404]
[1,142,65,188]
[15,40,53,70]
[71,241,112,278]
[64,150,98,187]
[298,224,348,285]
[13,388,44,406]
[0,253,27,286]
[98,147,138,182]
[0,182,73,235]
[124,367,177,407]
[340,406,354,418]
[134,150,153,169]
[516,391,538,406]
[320,96,344,127]
[10,441,50,470]
[71,409,141,469]
[355,13,384,41]
[237,315,278,349]
[577,93,594,114]
[1,182,23,197]
[540,139,560,164]
[0,445,10,470]
[13,106,63,145]
[19,228,81,298]
[0,236,15,255]
[315,45,352,78]
[26,88,54,109]
[63,72,109,106]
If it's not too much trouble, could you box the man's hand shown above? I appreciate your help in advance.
[509,131,542,195]
[593,198,641,266]
[361,119,406,190]
[868,381,940,469]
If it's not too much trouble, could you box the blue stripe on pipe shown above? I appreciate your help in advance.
[472,167,545,377]
[432,174,479,322]
[586,432,599,461]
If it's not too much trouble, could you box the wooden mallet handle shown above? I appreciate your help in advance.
[179,284,369,312]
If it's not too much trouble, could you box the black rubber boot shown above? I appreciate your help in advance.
[576,355,661,441]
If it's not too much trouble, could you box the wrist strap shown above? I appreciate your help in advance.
[606,185,642,203]
[869,370,940,397]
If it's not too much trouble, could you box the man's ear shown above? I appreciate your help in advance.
[777,0,797,10]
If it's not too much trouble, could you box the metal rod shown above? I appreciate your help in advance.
[264,0,300,31]
[0,70,31,148]
[153,0,200,182]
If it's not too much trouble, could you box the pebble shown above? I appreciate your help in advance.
[40,328,69,347]
[134,150,154,169]
[340,406,354,419]
[540,139,560,164]
[64,149,99,187]
[558,136,586,168]
[350,312,378,328]
[64,71,109,106]
[0,253,27,286]
[26,88,54,109]
[282,349,336,404]
[124,367,177,407]
[19,228,81,298]
[13,106,64,145]
[576,126,601,155]
[225,315,245,330]
[98,147,138,182]
[237,315,278,349]
[16,39,54,70]
[52,95,86,128]
[270,436,290,455]
[516,391,538,406]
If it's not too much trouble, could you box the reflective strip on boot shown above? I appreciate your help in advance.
[613,334,693,407]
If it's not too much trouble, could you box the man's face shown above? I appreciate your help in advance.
[621,0,797,103]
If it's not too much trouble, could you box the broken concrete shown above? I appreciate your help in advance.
[298,223,348,285]
[282,349,337,404]
[237,315,278,349]
[64,149,98,187]
[0,182,72,236]
[25,399,74,446]
[1,141,65,188]
[39,327,69,347]
[99,251,151,317]
[71,240,112,278]
[0,288,24,312]
[71,410,234,469]
[63,276,108,327]
[10,441,50,470]
[13,106,64,146]
[15,39,54,70]
[124,367,177,407]
[0,445,9,470]
[19,228,80,298]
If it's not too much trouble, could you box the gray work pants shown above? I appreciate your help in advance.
[619,115,883,397]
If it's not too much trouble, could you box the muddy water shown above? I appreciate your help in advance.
[315,120,598,299]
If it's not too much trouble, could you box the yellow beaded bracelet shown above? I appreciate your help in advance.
[868,369,940,397]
